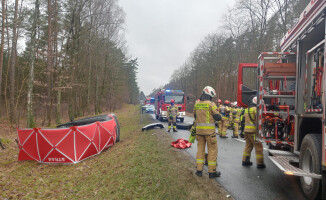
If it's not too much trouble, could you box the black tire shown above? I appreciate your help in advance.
[111,114,120,143]
[299,134,322,200]
[179,118,184,123]
[159,116,163,121]
[56,114,113,128]
[176,123,192,130]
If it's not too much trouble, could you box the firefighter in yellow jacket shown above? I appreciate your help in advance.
[167,99,179,132]
[230,102,241,138]
[216,99,222,135]
[242,96,266,168]
[220,100,230,138]
[194,86,222,178]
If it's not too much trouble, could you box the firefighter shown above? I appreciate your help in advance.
[239,107,245,138]
[167,99,179,132]
[242,96,266,168]
[216,99,222,135]
[230,102,240,138]
[194,86,222,178]
[229,102,236,134]
[220,100,230,138]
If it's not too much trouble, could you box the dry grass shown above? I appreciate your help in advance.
[0,105,228,199]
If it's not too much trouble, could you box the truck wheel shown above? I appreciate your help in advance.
[299,134,322,200]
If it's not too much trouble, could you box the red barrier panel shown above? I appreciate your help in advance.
[17,117,117,164]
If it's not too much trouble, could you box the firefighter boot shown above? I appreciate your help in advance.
[173,129,178,132]
[242,156,253,166]
[195,170,203,177]
[231,135,238,138]
[257,164,266,169]
[209,171,221,178]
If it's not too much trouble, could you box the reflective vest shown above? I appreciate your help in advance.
[244,107,256,133]
[194,100,219,135]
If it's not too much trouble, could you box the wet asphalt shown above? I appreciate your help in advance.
[146,113,307,200]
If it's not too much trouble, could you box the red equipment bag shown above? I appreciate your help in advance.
[171,139,192,149]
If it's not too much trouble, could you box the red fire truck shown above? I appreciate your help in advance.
[155,89,186,122]
[144,97,155,105]
[237,0,326,199]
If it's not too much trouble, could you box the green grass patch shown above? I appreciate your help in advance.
[0,105,227,200]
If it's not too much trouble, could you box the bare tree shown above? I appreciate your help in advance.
[0,0,5,112]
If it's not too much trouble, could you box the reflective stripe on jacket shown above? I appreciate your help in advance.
[244,107,256,133]
[194,100,220,135]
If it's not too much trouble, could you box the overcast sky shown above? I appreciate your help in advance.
[119,0,235,96]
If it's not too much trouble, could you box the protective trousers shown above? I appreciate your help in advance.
[168,117,177,131]
[233,121,240,136]
[242,132,264,164]
[196,134,218,173]
[221,118,229,137]
[217,121,221,135]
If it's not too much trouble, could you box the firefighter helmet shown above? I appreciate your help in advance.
[217,99,222,103]
[171,99,175,104]
[202,86,216,97]
[224,100,230,104]
[252,97,257,104]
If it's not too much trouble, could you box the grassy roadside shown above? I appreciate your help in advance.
[0,105,228,199]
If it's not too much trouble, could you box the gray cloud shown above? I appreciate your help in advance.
[120,0,235,95]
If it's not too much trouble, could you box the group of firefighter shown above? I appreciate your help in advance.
[166,86,266,179]
[215,99,243,139]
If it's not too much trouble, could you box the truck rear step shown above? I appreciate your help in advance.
[268,150,321,179]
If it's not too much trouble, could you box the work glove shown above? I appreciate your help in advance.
[169,116,173,120]
[188,126,196,143]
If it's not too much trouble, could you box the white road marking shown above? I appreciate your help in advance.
[234,138,268,150]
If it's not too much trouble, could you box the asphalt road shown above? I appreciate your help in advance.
[146,113,307,200]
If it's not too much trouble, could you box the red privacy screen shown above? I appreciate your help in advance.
[17,118,117,164]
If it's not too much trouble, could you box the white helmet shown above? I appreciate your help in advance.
[252,97,257,104]
[234,102,237,106]
[203,86,216,97]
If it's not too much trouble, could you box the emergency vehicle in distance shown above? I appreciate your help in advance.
[237,1,326,199]
[155,89,186,122]
[144,97,155,105]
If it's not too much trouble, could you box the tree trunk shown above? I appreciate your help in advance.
[27,0,40,128]
[47,0,53,126]
[9,0,19,124]
[0,0,5,113]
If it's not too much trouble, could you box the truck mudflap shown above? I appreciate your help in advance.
[268,149,322,179]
